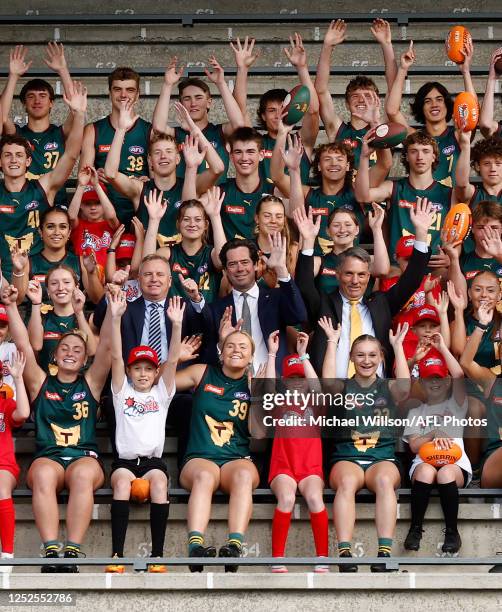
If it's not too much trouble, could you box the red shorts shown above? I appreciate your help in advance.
[268,438,323,484]
[0,462,20,481]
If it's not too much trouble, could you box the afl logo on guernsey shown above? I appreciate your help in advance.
[45,391,63,401]
[25,200,39,211]
[72,391,87,401]
[204,384,224,395]
[234,391,250,401]
[174,200,182,209]
[198,263,208,274]
[442,144,455,156]
[129,145,145,154]
[44,141,58,151]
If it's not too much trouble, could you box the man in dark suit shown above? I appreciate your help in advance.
[307,197,435,375]
[185,235,307,373]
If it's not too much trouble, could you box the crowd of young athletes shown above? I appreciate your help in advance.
[0,19,502,575]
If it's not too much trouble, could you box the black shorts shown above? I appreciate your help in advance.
[111,457,169,479]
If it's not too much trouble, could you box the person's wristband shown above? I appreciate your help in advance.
[107,248,116,253]
[31,302,42,306]
[12,272,25,277]
[327,340,337,344]
[268,353,277,357]
[474,321,489,331]
[299,353,310,361]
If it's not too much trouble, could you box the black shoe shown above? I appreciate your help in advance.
[189,545,217,573]
[60,548,83,573]
[218,543,241,573]
[489,564,502,573]
[41,549,59,574]
[338,549,358,573]
[404,525,424,551]
[442,528,461,553]
[370,552,396,573]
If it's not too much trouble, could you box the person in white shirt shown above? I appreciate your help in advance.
[105,291,183,574]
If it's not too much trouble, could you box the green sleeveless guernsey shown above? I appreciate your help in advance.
[259,133,312,185]
[16,123,67,207]
[0,179,50,279]
[316,252,341,294]
[460,251,502,284]
[305,186,362,256]
[30,251,82,306]
[93,116,151,225]
[220,178,274,240]
[175,123,229,184]
[169,243,221,303]
[38,312,79,374]
[463,185,502,254]
[184,365,251,466]
[137,178,184,246]
[33,374,99,460]
[389,178,452,259]
[428,126,460,188]
[336,121,378,170]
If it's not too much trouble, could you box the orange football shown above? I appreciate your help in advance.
[419,441,462,467]
[453,91,479,132]
[130,478,150,503]
[442,202,472,245]
[445,25,472,64]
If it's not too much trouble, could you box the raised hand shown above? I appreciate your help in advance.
[262,232,288,276]
[117,99,136,131]
[78,166,92,187]
[7,350,26,380]
[414,339,431,362]
[109,289,127,318]
[389,322,409,347]
[163,56,184,86]
[323,19,347,47]
[429,290,449,316]
[174,101,196,132]
[410,196,435,237]
[10,244,28,274]
[230,36,259,69]
[281,133,304,171]
[458,36,474,74]
[219,305,243,343]
[131,216,145,241]
[284,32,307,68]
[26,279,42,305]
[368,202,385,231]
[424,273,440,295]
[428,247,451,270]
[400,40,415,71]
[267,329,280,355]
[200,186,224,218]
[441,228,462,254]
[430,331,448,353]
[204,55,225,85]
[71,287,86,314]
[144,188,167,221]
[351,90,381,127]
[82,249,98,274]
[489,46,502,79]
[370,18,392,45]
[43,41,68,74]
[111,267,130,286]
[296,331,310,356]
[477,301,494,326]
[1,285,18,306]
[64,80,87,114]
[182,134,205,169]
[481,226,502,259]
[178,275,202,303]
[9,45,32,77]
[446,279,467,311]
[293,206,321,243]
[110,224,125,249]
[179,334,202,362]
[167,295,186,324]
[318,316,342,343]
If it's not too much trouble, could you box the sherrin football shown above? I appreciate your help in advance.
[442,202,472,244]
[283,84,310,126]
[419,440,462,467]
[453,91,479,132]
[367,122,407,149]
[130,478,150,503]
[445,25,472,64]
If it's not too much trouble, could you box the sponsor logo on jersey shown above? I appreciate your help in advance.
[33,274,46,283]
[204,384,224,395]
[174,200,182,208]
[44,141,59,151]
[342,138,359,150]
[45,391,63,401]
[129,145,145,155]
[72,391,87,401]
[442,144,456,156]
[375,396,387,407]
[172,262,188,275]
[465,270,480,279]
[321,267,337,276]
[398,199,415,209]
[260,149,273,158]
[43,331,61,340]
[0,206,15,214]
[310,207,329,216]
[234,391,250,401]
[225,205,245,215]
[25,200,39,211]
[494,396,502,405]
[98,144,111,153]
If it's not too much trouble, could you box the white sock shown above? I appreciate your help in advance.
[1,553,13,559]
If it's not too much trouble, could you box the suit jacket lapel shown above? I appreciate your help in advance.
[132,297,146,344]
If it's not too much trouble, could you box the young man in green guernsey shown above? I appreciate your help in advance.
[315,18,398,170]
[355,130,455,262]
[0,82,87,281]
[104,100,224,247]
[1,44,76,207]
[386,39,477,188]
[151,55,246,184]
[80,67,153,226]
[230,33,319,184]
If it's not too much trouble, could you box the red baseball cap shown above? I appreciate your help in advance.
[127,345,160,368]
[81,183,108,203]
[116,234,136,260]
[395,235,415,259]
[282,353,305,378]
[412,306,440,326]
[0,305,8,323]
[419,356,448,378]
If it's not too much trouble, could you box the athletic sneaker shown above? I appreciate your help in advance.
[404,525,424,551]
[41,549,59,574]
[189,545,217,573]
[442,528,462,553]
[271,564,288,573]
[0,553,13,574]
[60,548,82,573]
[105,555,125,573]
[338,549,358,573]
[370,551,396,573]
[218,543,241,573]
[147,564,167,573]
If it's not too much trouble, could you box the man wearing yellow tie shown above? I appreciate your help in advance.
[311,197,435,376]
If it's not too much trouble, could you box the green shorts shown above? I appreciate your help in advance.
[331,457,398,472]
[183,455,253,469]
[32,451,103,472]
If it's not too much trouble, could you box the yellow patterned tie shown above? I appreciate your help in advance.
[347,300,362,378]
